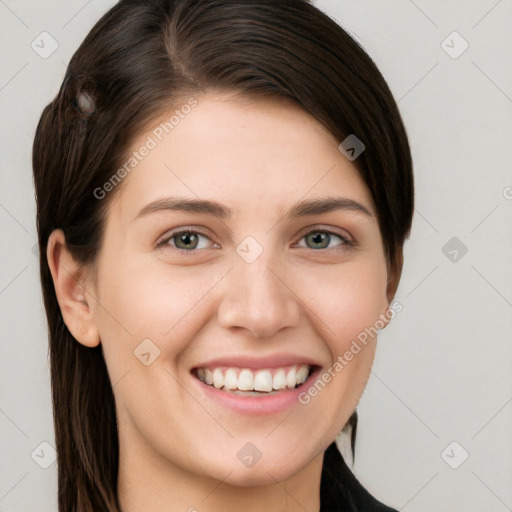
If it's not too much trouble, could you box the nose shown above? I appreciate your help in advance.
[217,249,301,338]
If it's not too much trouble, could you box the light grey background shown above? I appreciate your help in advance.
[1,1,511,511]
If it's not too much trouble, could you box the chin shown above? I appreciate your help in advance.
[219,462,301,488]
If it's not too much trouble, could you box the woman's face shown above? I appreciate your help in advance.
[84,92,392,486]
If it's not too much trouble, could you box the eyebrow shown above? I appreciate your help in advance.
[134,196,374,222]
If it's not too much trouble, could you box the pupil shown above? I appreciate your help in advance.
[177,233,197,249]
[308,232,328,248]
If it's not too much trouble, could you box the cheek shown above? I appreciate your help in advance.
[290,259,388,446]
[92,257,223,367]
[303,258,388,357]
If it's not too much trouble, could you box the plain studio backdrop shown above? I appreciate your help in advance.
[1,1,511,511]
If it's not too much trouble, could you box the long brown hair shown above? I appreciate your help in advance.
[32,1,414,510]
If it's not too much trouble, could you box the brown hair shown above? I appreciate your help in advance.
[32,1,413,510]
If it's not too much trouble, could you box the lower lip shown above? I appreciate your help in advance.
[191,367,321,416]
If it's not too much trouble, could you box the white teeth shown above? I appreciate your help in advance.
[296,365,309,385]
[286,367,296,389]
[237,369,254,391]
[272,369,287,390]
[212,368,224,389]
[254,370,273,392]
[196,364,312,393]
[224,368,238,390]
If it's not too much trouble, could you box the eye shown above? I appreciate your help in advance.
[295,229,352,250]
[156,227,353,254]
[157,230,217,252]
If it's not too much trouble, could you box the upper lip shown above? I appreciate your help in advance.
[191,353,322,371]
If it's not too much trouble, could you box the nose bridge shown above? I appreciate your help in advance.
[217,241,300,338]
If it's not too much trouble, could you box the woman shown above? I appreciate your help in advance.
[32,0,414,510]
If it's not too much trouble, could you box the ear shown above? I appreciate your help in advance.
[46,229,100,347]
[378,246,404,330]
[386,246,404,304]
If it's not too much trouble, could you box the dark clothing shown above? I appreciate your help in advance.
[320,442,399,512]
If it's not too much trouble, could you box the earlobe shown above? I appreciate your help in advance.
[46,229,101,348]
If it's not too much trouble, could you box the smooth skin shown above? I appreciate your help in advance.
[47,91,402,512]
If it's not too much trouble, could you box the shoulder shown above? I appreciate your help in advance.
[321,442,400,512]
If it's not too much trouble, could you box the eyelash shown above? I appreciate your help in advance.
[156,227,355,255]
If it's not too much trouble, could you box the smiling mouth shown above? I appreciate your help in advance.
[192,364,315,396]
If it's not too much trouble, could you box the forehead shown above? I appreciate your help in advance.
[109,92,375,223]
